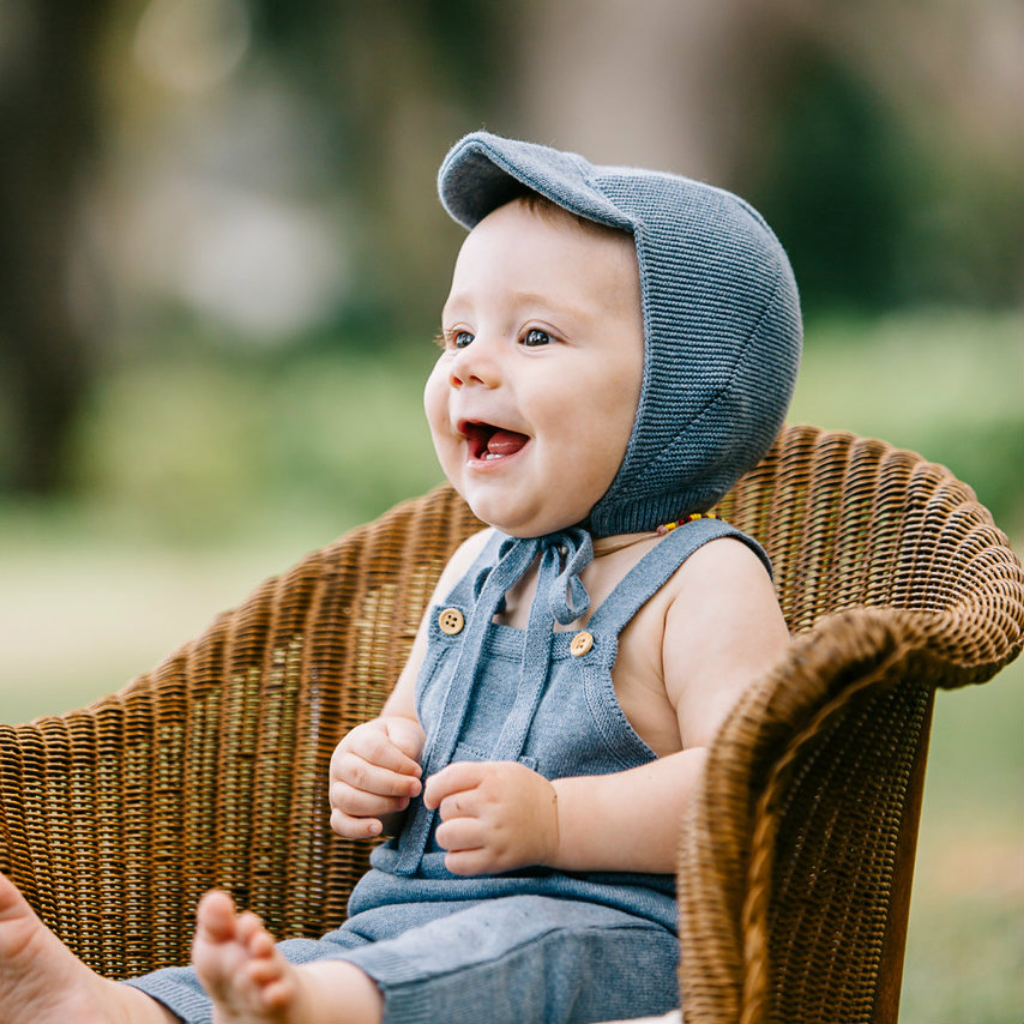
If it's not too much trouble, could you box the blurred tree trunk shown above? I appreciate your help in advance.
[0,0,112,494]
[250,0,524,337]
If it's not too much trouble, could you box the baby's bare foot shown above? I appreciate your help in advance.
[191,890,382,1024]
[0,871,171,1024]
[191,891,309,1024]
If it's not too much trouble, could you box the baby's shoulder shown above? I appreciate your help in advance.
[651,532,778,643]
[673,531,770,582]
[452,526,497,565]
[660,533,789,667]
[612,531,777,647]
[433,527,497,593]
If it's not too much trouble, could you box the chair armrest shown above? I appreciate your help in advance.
[677,597,1023,1024]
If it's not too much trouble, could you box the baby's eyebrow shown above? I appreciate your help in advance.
[443,290,590,324]
[508,290,589,321]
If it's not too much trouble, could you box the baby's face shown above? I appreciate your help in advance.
[425,198,644,537]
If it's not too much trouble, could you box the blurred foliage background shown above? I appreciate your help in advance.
[0,1,1021,1020]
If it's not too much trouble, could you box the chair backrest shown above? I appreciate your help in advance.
[0,424,1020,1020]
[0,483,481,977]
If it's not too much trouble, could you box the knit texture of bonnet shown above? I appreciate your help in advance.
[437,131,803,539]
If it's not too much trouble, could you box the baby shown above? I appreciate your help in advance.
[0,131,801,1024]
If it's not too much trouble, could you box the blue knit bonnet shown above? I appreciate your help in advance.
[437,131,802,539]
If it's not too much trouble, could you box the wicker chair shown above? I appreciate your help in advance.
[1,424,1021,1024]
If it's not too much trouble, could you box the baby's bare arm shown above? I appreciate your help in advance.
[550,538,790,874]
[425,754,702,877]
[328,528,495,839]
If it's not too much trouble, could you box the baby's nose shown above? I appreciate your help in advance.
[450,342,499,388]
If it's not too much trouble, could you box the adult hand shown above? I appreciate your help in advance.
[424,761,560,875]
[329,716,425,839]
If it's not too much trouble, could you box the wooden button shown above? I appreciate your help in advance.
[570,631,594,657]
[438,607,465,636]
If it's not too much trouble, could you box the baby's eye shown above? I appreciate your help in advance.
[521,328,552,347]
[452,330,474,349]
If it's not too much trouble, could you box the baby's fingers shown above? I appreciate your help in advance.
[330,785,419,838]
[435,816,486,854]
[335,751,422,798]
[329,786,412,835]
[330,807,387,840]
[443,847,496,877]
[384,717,426,763]
[344,727,423,781]
[422,761,483,810]
[330,781,408,815]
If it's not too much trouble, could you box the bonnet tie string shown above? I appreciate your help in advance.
[393,527,594,874]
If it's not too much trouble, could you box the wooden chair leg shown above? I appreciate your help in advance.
[871,691,934,1024]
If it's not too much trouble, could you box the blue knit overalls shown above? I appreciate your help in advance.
[127,517,770,1024]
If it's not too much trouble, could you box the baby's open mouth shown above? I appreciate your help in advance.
[461,421,530,461]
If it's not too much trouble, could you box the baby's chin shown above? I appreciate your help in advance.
[452,477,599,539]
[468,509,592,541]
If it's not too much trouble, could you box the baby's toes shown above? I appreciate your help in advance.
[247,924,277,959]
[234,911,267,948]
[247,953,285,987]
[196,891,238,943]
[246,950,296,1013]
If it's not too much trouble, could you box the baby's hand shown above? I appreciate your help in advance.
[329,716,425,840]
[424,761,559,876]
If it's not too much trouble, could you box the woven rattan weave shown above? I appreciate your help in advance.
[1,425,1021,1023]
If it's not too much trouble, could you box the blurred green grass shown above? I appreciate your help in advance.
[0,308,1021,1020]
[904,658,1023,1024]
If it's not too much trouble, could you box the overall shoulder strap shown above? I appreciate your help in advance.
[587,518,772,637]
